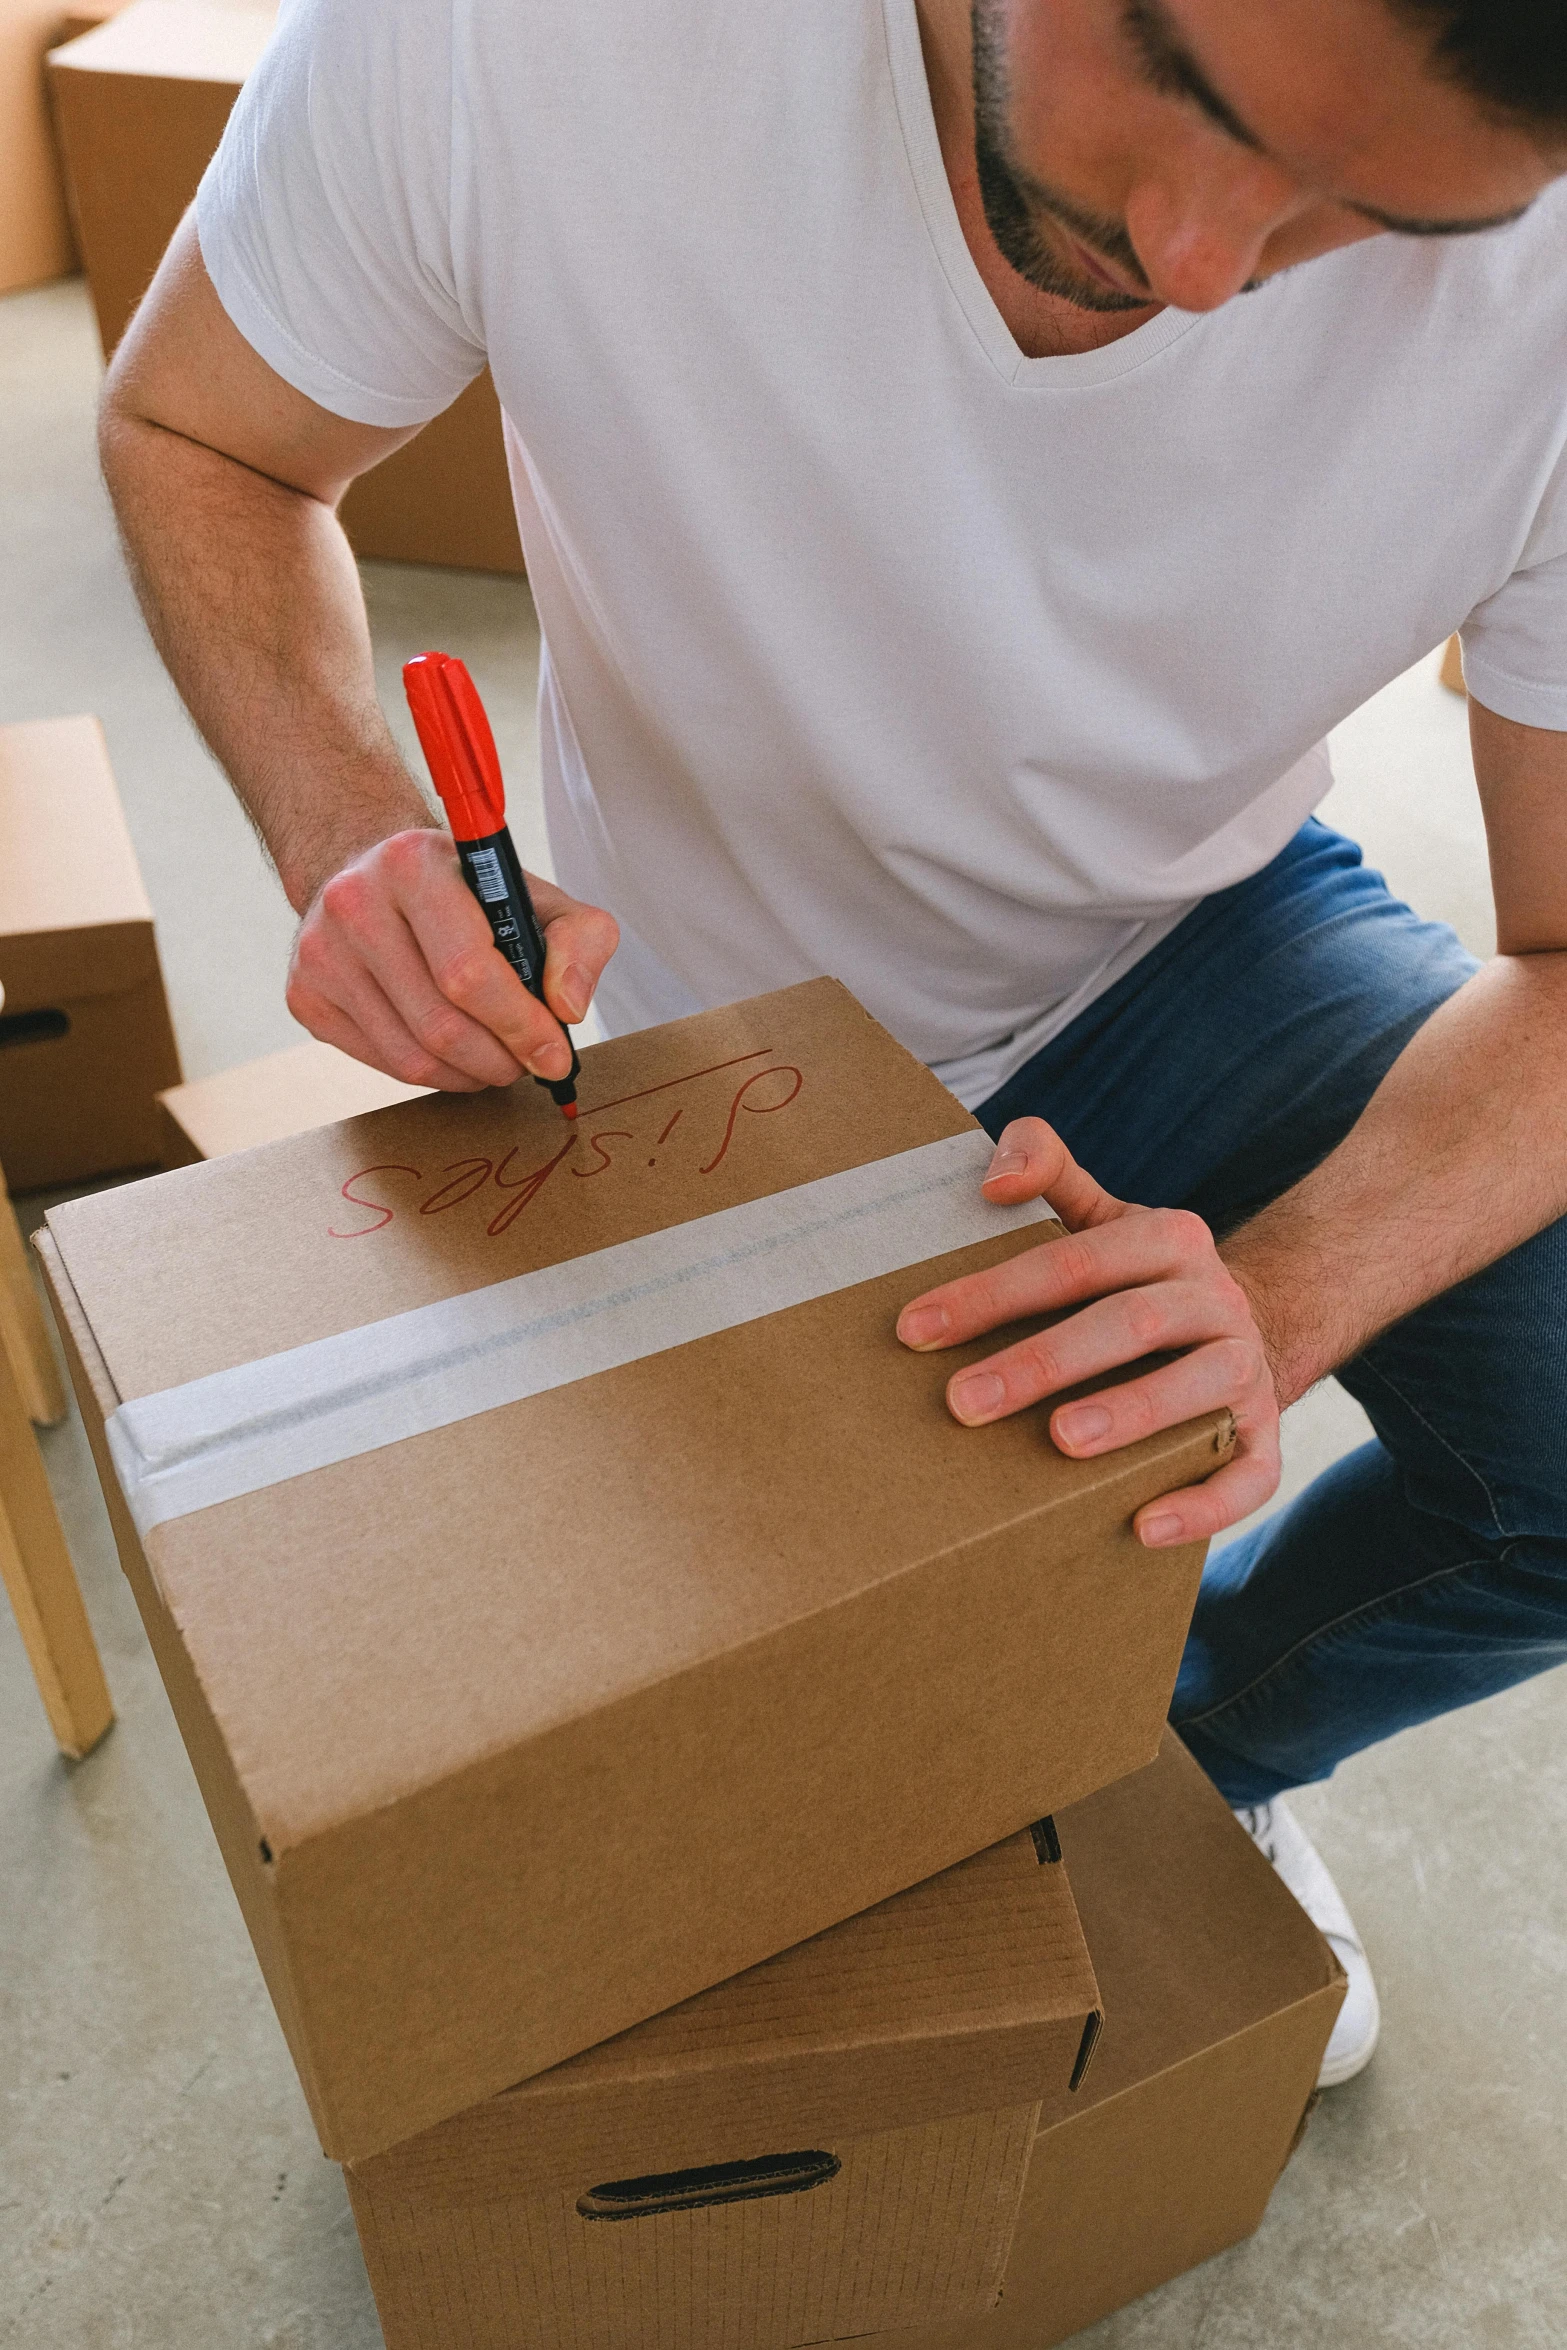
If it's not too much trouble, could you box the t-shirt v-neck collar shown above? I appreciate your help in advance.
[880,0,1202,388]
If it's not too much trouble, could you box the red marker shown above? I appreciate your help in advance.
[404,651,580,1119]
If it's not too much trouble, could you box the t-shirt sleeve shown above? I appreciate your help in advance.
[1459,441,1567,732]
[194,0,486,428]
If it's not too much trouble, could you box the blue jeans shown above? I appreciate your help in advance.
[977,819,1567,1806]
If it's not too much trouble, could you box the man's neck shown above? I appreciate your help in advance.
[916,0,1162,360]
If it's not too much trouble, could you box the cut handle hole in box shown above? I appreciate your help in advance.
[0,1009,70,1051]
[577,2149,841,2221]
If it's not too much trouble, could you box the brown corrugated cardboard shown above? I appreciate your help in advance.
[1,1,82,292]
[874,1733,1346,2350]
[38,979,1231,2159]
[0,715,181,1188]
[337,373,524,576]
[46,1,269,346]
[157,1038,430,1169]
[345,1831,1102,2350]
[46,0,525,573]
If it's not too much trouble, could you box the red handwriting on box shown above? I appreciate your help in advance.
[329,1050,805,1241]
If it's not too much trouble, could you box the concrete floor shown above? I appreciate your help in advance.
[2,274,1565,2348]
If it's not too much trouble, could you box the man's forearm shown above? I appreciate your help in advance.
[100,407,430,912]
[1222,950,1567,1406]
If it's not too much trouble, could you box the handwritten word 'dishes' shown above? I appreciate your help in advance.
[329,1051,805,1240]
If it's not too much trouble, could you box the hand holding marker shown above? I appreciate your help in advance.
[403,652,581,1120]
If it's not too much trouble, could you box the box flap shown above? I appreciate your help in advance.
[158,1039,430,1161]
[0,717,157,1002]
[1048,1731,1344,2126]
[352,1830,1100,2205]
[48,0,275,84]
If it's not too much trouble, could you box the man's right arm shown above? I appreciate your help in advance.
[100,214,617,1092]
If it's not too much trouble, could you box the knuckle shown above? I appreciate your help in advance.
[381,828,435,882]
[1121,1290,1167,1352]
[1159,1207,1212,1260]
[433,943,506,1007]
[290,929,332,986]
[1052,1233,1098,1290]
[964,1271,1008,1324]
[1018,1334,1064,1391]
[320,868,372,934]
[413,1001,472,1060]
[1112,1382,1157,1439]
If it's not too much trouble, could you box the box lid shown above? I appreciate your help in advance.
[352,1830,1101,2205]
[0,717,158,1003]
[48,0,275,86]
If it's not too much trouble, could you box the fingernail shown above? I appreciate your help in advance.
[1139,1513,1183,1547]
[559,964,592,1023]
[526,1042,569,1080]
[983,1143,1028,1185]
[949,1370,1006,1423]
[1055,1403,1111,1451]
[897,1304,949,1348]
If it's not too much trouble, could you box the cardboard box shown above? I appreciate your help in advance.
[157,1038,430,1169]
[345,1829,1103,2350]
[46,0,525,573]
[0,715,181,1188]
[1,1,81,292]
[37,978,1231,2159]
[884,1734,1346,2350]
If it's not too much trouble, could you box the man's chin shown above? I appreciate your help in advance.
[1035,262,1152,314]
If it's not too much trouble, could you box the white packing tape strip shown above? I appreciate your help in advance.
[106,1129,1047,1539]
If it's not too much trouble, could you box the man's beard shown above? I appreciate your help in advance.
[970,0,1153,312]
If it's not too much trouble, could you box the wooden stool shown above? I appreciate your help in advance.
[0,1292,114,1758]
[0,975,113,1756]
[1,1149,66,1427]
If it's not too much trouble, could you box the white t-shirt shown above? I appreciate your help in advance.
[197,0,1567,1105]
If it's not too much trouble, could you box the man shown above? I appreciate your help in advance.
[102,0,1567,2091]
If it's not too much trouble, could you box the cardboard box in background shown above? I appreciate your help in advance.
[887,1734,1345,2350]
[0,0,93,292]
[46,0,525,572]
[346,1830,1102,2350]
[158,1037,430,1168]
[0,715,181,1187]
[37,979,1230,2159]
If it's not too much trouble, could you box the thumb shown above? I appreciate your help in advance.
[980,1116,1130,1229]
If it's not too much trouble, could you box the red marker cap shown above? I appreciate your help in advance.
[403,651,506,841]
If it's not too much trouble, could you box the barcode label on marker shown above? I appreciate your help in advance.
[468,846,508,903]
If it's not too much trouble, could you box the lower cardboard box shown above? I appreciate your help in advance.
[885,1732,1346,2350]
[345,1828,1103,2350]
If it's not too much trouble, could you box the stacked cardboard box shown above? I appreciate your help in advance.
[46,0,524,573]
[39,978,1342,2342]
[0,715,181,1188]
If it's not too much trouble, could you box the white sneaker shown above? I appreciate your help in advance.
[1234,1798,1381,2088]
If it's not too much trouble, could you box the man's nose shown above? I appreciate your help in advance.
[1124,158,1300,311]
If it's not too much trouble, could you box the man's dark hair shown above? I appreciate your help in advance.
[1397,0,1567,133]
